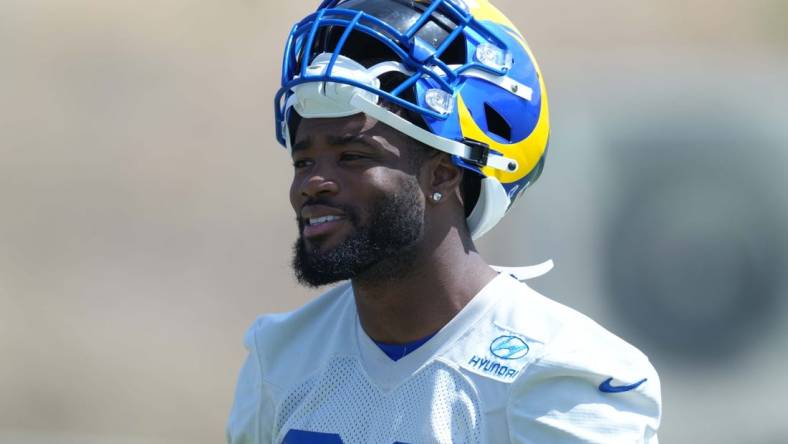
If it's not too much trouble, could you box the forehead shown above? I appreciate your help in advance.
[291,112,421,159]
[293,113,377,141]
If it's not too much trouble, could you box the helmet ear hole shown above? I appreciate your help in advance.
[484,103,512,142]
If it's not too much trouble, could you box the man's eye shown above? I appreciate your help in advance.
[292,159,311,169]
[340,153,366,162]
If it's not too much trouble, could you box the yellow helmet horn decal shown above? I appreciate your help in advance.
[457,87,550,185]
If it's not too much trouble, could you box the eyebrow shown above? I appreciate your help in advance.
[291,133,380,154]
[291,137,311,154]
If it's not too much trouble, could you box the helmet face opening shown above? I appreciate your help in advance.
[276,0,550,239]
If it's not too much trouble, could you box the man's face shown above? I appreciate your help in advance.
[289,113,427,287]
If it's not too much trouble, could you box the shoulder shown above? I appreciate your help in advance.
[490,276,661,442]
[227,285,353,444]
[243,282,356,386]
[489,275,655,377]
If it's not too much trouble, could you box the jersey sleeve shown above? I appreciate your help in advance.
[506,323,662,443]
[226,318,275,444]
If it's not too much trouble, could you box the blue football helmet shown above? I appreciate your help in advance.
[275,0,550,239]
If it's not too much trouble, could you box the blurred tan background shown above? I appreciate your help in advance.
[1,0,787,443]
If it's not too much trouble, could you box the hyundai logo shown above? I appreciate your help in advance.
[490,335,529,360]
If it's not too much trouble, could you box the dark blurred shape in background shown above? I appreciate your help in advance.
[604,106,787,362]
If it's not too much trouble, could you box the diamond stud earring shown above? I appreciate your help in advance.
[432,192,443,202]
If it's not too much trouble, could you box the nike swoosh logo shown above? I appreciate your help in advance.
[598,377,647,393]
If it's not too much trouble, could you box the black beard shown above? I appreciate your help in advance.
[292,178,424,287]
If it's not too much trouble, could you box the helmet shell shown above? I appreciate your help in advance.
[276,0,550,238]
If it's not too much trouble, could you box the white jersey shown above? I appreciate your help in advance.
[227,273,661,444]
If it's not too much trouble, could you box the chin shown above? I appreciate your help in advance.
[302,234,347,254]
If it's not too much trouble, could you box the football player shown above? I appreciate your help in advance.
[227,0,661,442]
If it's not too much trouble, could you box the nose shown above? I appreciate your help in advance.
[298,167,339,200]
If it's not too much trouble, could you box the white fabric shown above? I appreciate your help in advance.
[227,273,661,444]
[466,177,511,240]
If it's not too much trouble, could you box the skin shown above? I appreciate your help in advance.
[290,113,498,344]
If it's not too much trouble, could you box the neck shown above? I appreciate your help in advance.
[352,226,497,344]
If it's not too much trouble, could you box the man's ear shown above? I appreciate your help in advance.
[420,153,464,204]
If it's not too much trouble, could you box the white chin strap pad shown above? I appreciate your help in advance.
[467,177,511,240]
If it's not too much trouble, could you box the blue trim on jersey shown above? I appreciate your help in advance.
[283,429,343,443]
[374,333,436,362]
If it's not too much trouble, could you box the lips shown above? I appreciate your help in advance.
[300,205,349,240]
[302,216,347,239]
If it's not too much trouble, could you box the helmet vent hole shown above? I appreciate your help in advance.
[484,103,511,141]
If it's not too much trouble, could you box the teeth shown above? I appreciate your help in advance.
[308,215,341,226]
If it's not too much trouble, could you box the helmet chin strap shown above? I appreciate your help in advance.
[348,94,517,173]
[492,260,554,282]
